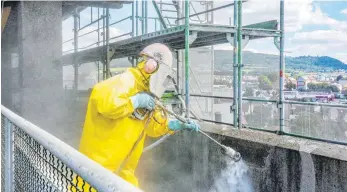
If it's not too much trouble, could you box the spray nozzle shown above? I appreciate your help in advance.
[233,152,242,162]
[223,147,242,162]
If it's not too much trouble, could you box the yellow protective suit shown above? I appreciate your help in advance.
[72,65,174,191]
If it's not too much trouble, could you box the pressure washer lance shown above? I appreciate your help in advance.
[154,100,242,162]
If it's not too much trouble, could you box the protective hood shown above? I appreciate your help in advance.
[149,63,173,98]
[143,43,173,98]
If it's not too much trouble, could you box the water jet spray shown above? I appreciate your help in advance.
[147,94,241,162]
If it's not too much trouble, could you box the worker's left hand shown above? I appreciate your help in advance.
[130,92,155,111]
[168,119,200,132]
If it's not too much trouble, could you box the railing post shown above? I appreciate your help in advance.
[279,0,285,134]
[233,0,238,128]
[184,0,190,117]
[237,0,243,129]
[5,118,14,192]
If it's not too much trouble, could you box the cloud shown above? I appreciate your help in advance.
[211,0,316,32]
[211,1,347,63]
[304,6,347,31]
[289,30,347,63]
[335,53,347,64]
[292,30,347,44]
[211,0,347,32]
[214,29,347,63]
[341,8,347,15]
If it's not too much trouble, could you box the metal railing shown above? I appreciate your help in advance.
[62,14,133,54]
[1,105,142,192]
[188,94,347,145]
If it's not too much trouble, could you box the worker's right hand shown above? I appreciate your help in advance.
[130,92,155,111]
[168,119,200,132]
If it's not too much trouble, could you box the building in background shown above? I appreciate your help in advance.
[297,76,308,90]
[331,83,343,93]
[338,79,347,89]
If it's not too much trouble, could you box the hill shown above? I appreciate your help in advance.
[286,56,347,71]
[107,49,347,73]
[213,50,347,72]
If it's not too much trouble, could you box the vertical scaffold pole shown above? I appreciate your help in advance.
[211,1,215,118]
[102,8,106,79]
[131,1,135,67]
[136,1,139,36]
[176,50,180,91]
[97,8,100,82]
[160,0,163,30]
[233,0,238,127]
[105,7,110,79]
[73,10,79,91]
[132,2,135,37]
[145,0,148,34]
[237,0,242,129]
[184,0,190,117]
[279,0,285,133]
[142,0,145,35]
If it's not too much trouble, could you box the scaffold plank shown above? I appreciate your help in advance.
[60,21,279,65]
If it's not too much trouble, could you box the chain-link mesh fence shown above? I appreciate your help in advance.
[1,107,142,192]
[1,114,96,192]
[1,116,6,192]
[13,125,94,192]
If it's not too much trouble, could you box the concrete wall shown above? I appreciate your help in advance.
[1,2,19,112]
[137,123,347,192]
[2,2,84,147]
[18,1,64,129]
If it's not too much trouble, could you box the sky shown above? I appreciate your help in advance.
[62,0,347,63]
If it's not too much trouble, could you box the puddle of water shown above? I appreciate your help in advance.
[209,159,254,192]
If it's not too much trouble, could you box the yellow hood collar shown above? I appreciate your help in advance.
[128,67,151,90]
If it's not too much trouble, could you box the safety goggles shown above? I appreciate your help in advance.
[139,55,162,74]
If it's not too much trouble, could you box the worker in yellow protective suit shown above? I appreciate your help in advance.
[72,43,200,191]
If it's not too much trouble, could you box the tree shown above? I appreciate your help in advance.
[320,82,329,89]
[267,73,278,83]
[308,83,317,90]
[243,87,254,97]
[308,82,338,92]
[336,75,344,82]
[285,82,297,90]
[258,75,273,90]
[329,85,339,92]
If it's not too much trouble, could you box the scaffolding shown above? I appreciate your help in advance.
[61,0,347,145]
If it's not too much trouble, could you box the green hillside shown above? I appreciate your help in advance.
[213,50,347,72]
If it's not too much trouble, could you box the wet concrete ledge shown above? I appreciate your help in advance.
[200,122,347,162]
[138,122,347,192]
